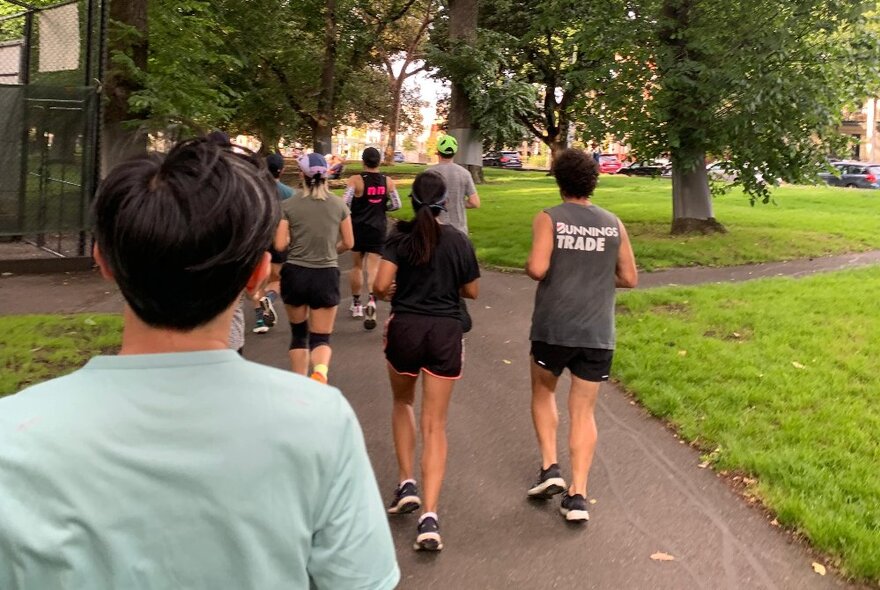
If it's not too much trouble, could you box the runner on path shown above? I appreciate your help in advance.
[428,135,480,332]
[0,138,398,589]
[276,153,354,383]
[525,148,638,523]
[344,147,401,330]
[374,170,481,552]
[252,153,294,334]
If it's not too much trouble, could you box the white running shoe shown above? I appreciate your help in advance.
[350,302,364,318]
[363,300,377,330]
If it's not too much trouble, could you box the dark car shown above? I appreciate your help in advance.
[620,160,670,177]
[818,161,880,189]
[482,150,523,169]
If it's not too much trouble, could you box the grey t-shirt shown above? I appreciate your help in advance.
[282,194,349,268]
[529,202,621,349]
[428,162,476,234]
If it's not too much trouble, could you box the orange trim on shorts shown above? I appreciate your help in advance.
[386,360,420,378]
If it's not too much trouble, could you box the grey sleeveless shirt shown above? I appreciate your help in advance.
[529,202,621,349]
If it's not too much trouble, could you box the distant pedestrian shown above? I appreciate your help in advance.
[374,169,480,552]
[251,153,295,335]
[277,153,354,383]
[344,146,401,330]
[428,135,481,332]
[524,148,638,523]
[327,154,345,179]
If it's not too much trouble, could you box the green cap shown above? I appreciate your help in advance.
[436,135,458,156]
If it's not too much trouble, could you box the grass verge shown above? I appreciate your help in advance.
[373,167,880,270]
[0,314,122,398]
[615,267,880,580]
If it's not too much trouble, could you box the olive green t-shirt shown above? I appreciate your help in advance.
[283,194,349,268]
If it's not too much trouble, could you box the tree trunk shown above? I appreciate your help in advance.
[102,0,148,173]
[383,79,403,165]
[670,152,726,234]
[448,0,482,183]
[314,0,337,154]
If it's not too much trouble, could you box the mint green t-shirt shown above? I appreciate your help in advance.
[0,351,399,590]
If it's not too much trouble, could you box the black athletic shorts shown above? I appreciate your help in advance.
[530,341,614,382]
[280,263,340,309]
[352,225,385,254]
[269,247,287,264]
[385,313,464,379]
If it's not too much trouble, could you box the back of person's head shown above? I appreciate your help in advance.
[93,138,279,330]
[555,148,599,198]
[206,130,231,146]
[266,153,285,179]
[298,152,333,200]
[362,147,381,169]
[397,170,447,266]
[436,135,458,159]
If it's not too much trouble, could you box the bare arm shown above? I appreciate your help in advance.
[337,216,354,254]
[386,177,401,211]
[615,220,638,288]
[374,259,397,299]
[460,278,479,299]
[465,192,480,209]
[274,219,290,252]
[525,211,553,281]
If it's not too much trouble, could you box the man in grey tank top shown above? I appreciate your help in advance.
[524,148,638,523]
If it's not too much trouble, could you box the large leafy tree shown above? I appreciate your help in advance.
[579,0,880,233]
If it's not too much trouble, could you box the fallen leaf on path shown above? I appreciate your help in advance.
[770,518,779,527]
[502,359,512,365]
[697,461,710,469]
[1,272,13,277]
[589,499,597,505]
[791,361,806,369]
[812,562,826,576]
[650,552,675,562]
[485,306,492,309]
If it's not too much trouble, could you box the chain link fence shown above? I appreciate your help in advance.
[0,0,104,259]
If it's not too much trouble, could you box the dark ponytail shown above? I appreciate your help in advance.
[396,170,446,266]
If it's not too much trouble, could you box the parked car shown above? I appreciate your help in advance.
[706,161,738,183]
[393,150,405,163]
[482,150,523,168]
[597,154,623,174]
[818,161,880,189]
[619,160,670,177]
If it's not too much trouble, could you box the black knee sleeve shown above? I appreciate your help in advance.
[290,321,309,350]
[309,332,330,350]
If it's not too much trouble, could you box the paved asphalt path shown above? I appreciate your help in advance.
[4,252,879,589]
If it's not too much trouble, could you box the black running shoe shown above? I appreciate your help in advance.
[414,514,443,551]
[260,296,277,328]
[527,463,566,499]
[387,480,421,515]
[559,492,590,522]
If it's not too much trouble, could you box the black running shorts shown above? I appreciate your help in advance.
[530,341,614,382]
[280,264,340,309]
[385,313,464,379]
[352,225,385,254]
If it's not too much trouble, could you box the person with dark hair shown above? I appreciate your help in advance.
[374,169,480,552]
[0,138,399,589]
[429,135,481,333]
[525,148,638,524]
[276,152,354,383]
[251,152,295,335]
[344,146,401,330]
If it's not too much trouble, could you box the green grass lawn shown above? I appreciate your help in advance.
[0,314,122,398]
[615,267,880,580]
[359,166,880,271]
